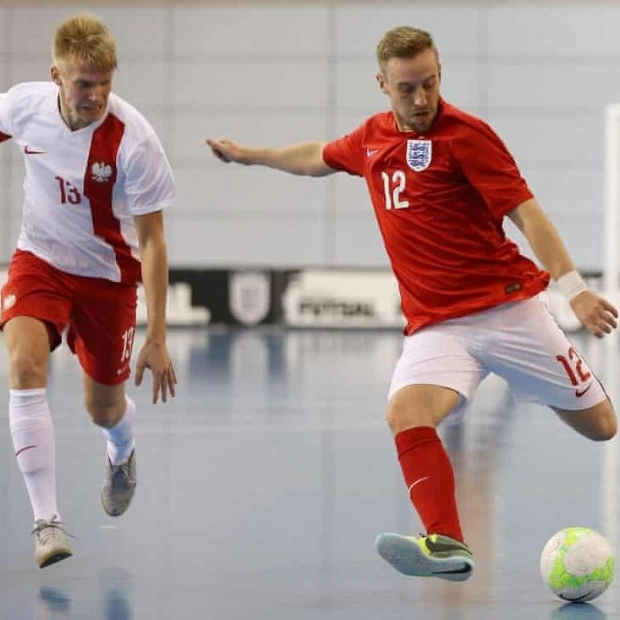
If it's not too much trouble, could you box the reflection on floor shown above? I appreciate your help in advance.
[0,327,618,619]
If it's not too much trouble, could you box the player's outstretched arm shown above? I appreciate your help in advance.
[206,138,336,177]
[509,198,618,338]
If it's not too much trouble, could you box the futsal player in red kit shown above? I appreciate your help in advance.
[206,26,618,581]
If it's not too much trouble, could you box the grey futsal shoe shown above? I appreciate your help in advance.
[32,516,73,568]
[375,532,474,582]
[101,450,137,517]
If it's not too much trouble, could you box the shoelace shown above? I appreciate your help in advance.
[31,518,75,541]
[110,460,133,486]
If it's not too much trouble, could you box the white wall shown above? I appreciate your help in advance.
[1,2,619,272]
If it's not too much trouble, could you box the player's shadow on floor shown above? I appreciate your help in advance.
[36,585,71,615]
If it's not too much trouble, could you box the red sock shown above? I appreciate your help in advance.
[395,426,464,542]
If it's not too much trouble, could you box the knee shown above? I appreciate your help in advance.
[591,415,617,442]
[85,397,125,428]
[555,400,617,442]
[386,385,458,434]
[385,408,402,434]
[582,403,617,442]
[591,399,617,441]
[386,403,435,435]
[9,351,47,388]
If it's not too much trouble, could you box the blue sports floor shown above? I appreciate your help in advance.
[0,327,618,619]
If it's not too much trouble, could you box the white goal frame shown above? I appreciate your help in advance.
[604,104,620,297]
[603,106,619,605]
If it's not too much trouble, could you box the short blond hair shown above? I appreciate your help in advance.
[376,26,437,73]
[53,13,117,71]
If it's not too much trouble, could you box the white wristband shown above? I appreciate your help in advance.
[556,270,588,301]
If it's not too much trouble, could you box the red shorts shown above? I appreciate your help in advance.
[1,250,138,386]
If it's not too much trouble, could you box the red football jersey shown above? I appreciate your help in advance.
[322,99,550,334]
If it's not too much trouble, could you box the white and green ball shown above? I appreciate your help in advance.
[540,527,614,603]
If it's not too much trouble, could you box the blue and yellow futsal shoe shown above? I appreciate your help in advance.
[375,532,474,582]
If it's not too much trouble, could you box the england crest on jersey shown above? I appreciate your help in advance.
[406,140,432,172]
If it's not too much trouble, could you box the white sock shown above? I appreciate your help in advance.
[101,396,136,465]
[9,388,59,522]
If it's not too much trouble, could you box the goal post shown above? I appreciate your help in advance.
[603,106,619,580]
[604,103,620,299]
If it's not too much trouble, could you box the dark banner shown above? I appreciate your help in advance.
[0,265,598,331]
[145,268,287,327]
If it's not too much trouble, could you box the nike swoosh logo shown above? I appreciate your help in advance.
[24,145,45,155]
[432,565,472,575]
[15,445,37,457]
[408,476,430,494]
[576,383,593,397]
[366,148,379,157]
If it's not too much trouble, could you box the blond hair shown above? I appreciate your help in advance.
[53,13,117,71]
[376,26,437,72]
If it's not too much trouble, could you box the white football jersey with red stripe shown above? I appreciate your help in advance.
[0,81,175,283]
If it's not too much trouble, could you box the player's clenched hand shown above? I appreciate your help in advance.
[570,290,618,338]
[206,138,249,165]
[134,341,177,404]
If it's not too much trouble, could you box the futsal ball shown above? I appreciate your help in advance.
[540,527,615,603]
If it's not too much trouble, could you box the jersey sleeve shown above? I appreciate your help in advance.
[123,132,175,215]
[450,121,533,218]
[322,124,366,177]
[0,89,15,142]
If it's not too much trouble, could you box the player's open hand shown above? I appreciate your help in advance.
[206,138,249,165]
[134,341,177,404]
[570,290,618,338]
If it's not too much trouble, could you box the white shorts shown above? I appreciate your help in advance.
[388,296,606,424]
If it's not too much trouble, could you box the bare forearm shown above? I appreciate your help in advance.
[140,236,168,344]
[208,138,333,177]
[509,199,577,280]
[523,217,576,280]
[249,142,328,175]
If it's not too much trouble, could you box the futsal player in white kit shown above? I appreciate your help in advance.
[0,14,177,568]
